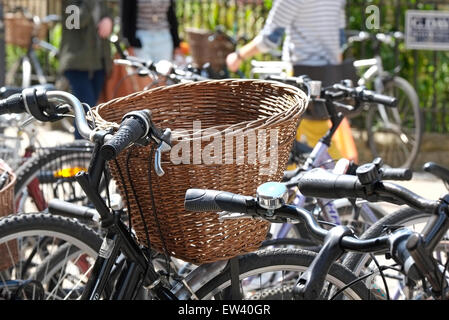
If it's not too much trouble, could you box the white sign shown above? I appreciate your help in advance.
[406,10,449,50]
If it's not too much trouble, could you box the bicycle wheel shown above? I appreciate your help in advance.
[285,199,386,246]
[366,76,422,168]
[342,207,443,300]
[14,140,94,213]
[0,212,101,300]
[194,249,371,300]
[6,55,31,88]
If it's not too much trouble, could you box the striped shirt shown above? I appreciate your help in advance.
[254,0,346,66]
[137,0,171,31]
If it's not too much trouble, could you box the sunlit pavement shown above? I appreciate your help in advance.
[379,172,448,213]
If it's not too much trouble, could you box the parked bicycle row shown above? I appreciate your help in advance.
[0,48,445,300]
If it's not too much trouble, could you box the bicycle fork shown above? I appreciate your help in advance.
[292,225,354,300]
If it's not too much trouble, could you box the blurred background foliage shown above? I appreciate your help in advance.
[175,0,449,133]
[3,0,449,132]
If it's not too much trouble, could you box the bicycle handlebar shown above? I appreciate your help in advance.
[265,75,397,108]
[331,84,397,107]
[184,188,392,251]
[101,110,152,160]
[184,173,444,289]
[290,168,436,211]
[0,93,27,115]
[347,30,404,46]
[380,167,413,181]
[0,88,171,164]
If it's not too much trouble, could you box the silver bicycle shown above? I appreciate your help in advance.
[347,30,422,169]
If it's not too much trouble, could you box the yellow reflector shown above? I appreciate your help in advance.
[53,167,87,178]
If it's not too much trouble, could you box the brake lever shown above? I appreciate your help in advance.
[218,211,256,221]
[333,101,355,112]
[153,128,172,177]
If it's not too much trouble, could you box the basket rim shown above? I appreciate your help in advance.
[93,79,309,134]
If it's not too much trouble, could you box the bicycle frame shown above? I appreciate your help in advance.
[71,132,176,300]
[275,98,380,239]
[353,53,403,139]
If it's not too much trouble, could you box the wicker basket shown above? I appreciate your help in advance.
[186,28,235,75]
[0,163,18,271]
[4,12,48,48]
[94,79,307,264]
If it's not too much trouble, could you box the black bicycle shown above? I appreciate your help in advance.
[0,85,374,300]
[184,162,449,300]
[3,84,446,300]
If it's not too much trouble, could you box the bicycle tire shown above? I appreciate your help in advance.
[14,140,94,212]
[194,248,372,300]
[342,207,444,300]
[342,207,431,275]
[366,76,422,168]
[0,212,101,300]
[287,200,386,247]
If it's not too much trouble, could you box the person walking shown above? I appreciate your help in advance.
[121,0,181,63]
[59,0,113,139]
[226,0,358,162]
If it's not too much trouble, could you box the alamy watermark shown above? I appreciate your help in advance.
[169,121,279,176]
[65,5,80,30]
[365,5,380,30]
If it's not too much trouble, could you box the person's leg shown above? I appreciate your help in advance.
[134,29,173,62]
[64,70,96,139]
[91,69,106,105]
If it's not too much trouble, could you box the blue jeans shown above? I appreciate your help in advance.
[134,29,173,62]
[64,70,106,139]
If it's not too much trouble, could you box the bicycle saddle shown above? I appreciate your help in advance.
[423,162,449,184]
[0,84,56,99]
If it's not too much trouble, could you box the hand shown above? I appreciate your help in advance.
[226,52,243,73]
[98,17,113,39]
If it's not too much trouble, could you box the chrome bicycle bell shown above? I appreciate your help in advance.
[256,182,289,212]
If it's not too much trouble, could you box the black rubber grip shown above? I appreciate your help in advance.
[423,162,449,183]
[0,93,26,115]
[296,168,366,199]
[184,189,251,213]
[101,116,147,160]
[380,168,413,181]
[362,90,397,107]
[48,199,98,221]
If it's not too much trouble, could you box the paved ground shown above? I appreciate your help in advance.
[377,171,448,214]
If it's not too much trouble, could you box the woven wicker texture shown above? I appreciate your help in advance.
[186,28,235,74]
[5,12,48,48]
[94,79,307,264]
[0,166,17,271]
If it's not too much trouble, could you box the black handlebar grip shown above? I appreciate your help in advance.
[380,168,413,181]
[296,168,365,199]
[101,116,148,160]
[48,199,98,221]
[184,189,251,213]
[362,90,397,107]
[0,93,26,115]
